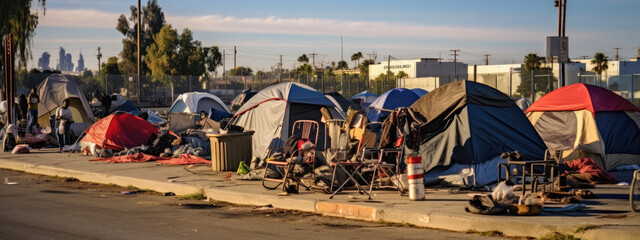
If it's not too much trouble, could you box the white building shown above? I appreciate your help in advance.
[467,62,585,98]
[368,58,468,79]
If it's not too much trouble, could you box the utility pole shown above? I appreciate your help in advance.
[97,47,102,73]
[233,46,237,70]
[386,55,391,93]
[483,54,491,65]
[340,35,343,64]
[223,50,227,102]
[279,54,283,83]
[309,52,317,69]
[614,48,621,61]
[137,0,141,104]
[450,49,460,81]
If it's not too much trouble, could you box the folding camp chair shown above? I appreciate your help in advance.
[359,147,406,199]
[324,119,372,198]
[497,149,560,195]
[262,120,319,193]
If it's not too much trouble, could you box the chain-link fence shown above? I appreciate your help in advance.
[7,71,640,108]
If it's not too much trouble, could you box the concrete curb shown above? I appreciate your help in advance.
[0,159,202,195]
[1,158,637,240]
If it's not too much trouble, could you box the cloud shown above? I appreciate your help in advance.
[168,14,545,42]
[39,8,548,42]
[39,9,120,29]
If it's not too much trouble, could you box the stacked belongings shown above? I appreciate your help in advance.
[366,88,422,134]
[167,92,231,134]
[350,91,378,110]
[408,80,548,187]
[525,83,640,170]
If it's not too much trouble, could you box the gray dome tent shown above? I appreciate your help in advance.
[232,82,345,160]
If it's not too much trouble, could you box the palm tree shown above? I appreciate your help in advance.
[523,53,542,71]
[396,71,409,88]
[350,52,363,68]
[297,54,309,64]
[591,52,609,75]
[336,60,348,70]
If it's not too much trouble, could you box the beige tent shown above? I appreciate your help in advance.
[36,74,95,128]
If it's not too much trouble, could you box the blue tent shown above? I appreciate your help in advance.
[410,88,428,97]
[350,91,379,109]
[366,88,421,124]
[410,81,547,186]
[111,100,141,115]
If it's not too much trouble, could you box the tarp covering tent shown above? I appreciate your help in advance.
[410,88,429,97]
[367,88,422,124]
[324,92,355,112]
[525,83,640,170]
[36,74,95,128]
[168,92,230,115]
[410,81,547,186]
[232,82,345,160]
[350,91,378,109]
[81,112,159,151]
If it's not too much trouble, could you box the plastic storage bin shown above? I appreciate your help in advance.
[207,131,254,171]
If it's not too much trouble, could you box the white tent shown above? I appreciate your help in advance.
[232,82,345,160]
[168,92,230,114]
[36,74,95,128]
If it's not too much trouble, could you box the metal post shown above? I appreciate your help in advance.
[531,70,535,102]
[509,72,512,97]
[137,0,141,104]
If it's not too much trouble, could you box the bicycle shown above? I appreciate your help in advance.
[631,170,640,212]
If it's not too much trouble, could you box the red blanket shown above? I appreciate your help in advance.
[156,154,211,165]
[90,153,210,165]
[562,158,618,184]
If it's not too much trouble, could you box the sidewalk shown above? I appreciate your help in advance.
[1,149,638,239]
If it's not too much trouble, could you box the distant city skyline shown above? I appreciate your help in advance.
[29,0,640,73]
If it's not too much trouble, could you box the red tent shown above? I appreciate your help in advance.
[82,113,159,151]
[525,83,638,115]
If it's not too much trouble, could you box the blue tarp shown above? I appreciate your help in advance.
[112,100,141,115]
[366,88,421,123]
[209,108,232,122]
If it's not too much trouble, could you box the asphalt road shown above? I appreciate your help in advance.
[0,169,503,240]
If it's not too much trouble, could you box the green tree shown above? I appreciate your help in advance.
[0,0,46,72]
[297,54,309,64]
[350,52,363,68]
[591,52,609,75]
[175,28,205,76]
[516,53,549,98]
[144,25,178,79]
[100,57,125,93]
[116,0,166,75]
[637,45,640,58]
[229,66,253,76]
[204,46,222,74]
[523,53,542,71]
[396,71,409,87]
[336,60,348,70]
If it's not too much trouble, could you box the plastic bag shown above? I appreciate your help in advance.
[491,181,516,204]
[237,161,251,175]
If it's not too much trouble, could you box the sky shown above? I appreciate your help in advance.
[28,0,640,73]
